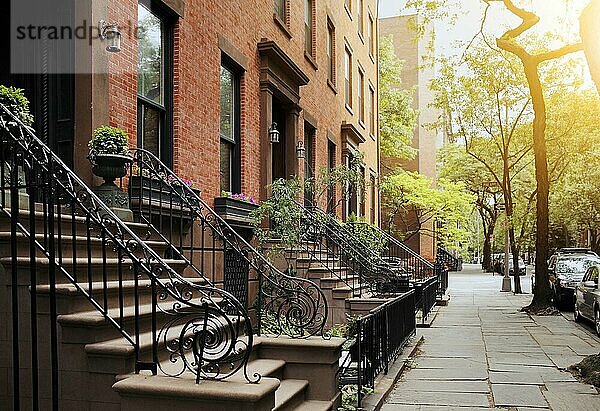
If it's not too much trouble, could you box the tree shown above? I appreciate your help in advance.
[406,0,594,311]
[431,44,539,292]
[379,36,418,160]
[379,169,474,251]
[438,144,500,271]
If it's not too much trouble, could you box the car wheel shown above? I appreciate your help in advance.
[595,309,600,337]
[574,299,582,322]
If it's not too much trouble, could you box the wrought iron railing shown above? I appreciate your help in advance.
[436,247,462,272]
[123,149,328,339]
[0,105,258,409]
[338,290,416,408]
[348,222,436,281]
[413,276,438,324]
[281,202,404,297]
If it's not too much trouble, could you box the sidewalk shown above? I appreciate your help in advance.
[382,264,600,410]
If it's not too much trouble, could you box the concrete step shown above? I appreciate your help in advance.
[0,256,189,284]
[319,274,359,290]
[291,400,333,411]
[0,210,163,241]
[36,277,209,314]
[273,379,308,411]
[0,231,170,259]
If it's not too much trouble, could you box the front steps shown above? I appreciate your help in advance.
[0,209,342,410]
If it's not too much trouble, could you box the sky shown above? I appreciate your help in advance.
[377,0,594,85]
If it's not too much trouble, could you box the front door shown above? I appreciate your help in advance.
[271,99,287,182]
[1,1,75,169]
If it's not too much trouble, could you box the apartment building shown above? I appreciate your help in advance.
[379,14,439,259]
[2,0,380,223]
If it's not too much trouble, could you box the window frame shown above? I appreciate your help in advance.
[357,0,364,39]
[358,66,365,126]
[369,84,376,138]
[219,56,243,194]
[304,0,315,58]
[344,46,353,111]
[326,19,336,90]
[368,13,375,59]
[136,0,175,167]
[369,172,376,224]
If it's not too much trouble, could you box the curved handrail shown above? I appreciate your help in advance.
[0,103,257,383]
[293,202,402,292]
[127,148,328,339]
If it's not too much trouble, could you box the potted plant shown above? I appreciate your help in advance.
[214,191,259,226]
[88,126,132,186]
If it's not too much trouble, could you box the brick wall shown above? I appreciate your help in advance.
[104,0,379,219]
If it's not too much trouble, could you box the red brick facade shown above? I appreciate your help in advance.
[102,0,379,219]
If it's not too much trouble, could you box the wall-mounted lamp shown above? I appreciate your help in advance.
[268,122,280,144]
[296,141,306,159]
[99,20,122,53]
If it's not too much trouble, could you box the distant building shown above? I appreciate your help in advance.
[379,14,441,260]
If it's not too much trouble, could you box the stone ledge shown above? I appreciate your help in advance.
[256,336,345,364]
[113,374,280,403]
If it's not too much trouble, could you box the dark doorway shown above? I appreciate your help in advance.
[1,1,75,169]
[304,122,315,207]
[272,98,287,182]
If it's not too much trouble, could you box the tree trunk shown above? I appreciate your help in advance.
[482,221,495,272]
[524,59,553,309]
[509,228,522,293]
[581,0,600,94]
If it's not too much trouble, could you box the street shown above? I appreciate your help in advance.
[383,264,600,410]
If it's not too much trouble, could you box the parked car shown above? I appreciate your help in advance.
[574,265,600,336]
[549,252,600,309]
[492,253,526,276]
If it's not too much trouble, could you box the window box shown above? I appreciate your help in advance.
[128,175,200,208]
[214,196,259,227]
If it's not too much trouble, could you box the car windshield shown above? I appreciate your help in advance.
[556,256,600,275]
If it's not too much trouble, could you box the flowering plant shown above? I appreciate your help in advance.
[220,191,258,205]
[131,166,194,188]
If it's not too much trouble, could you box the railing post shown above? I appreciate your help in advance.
[357,317,363,409]
[384,306,389,375]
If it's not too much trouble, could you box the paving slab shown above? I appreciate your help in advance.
[489,370,544,385]
[544,382,599,395]
[393,380,490,393]
[542,390,600,411]
[403,367,488,381]
[382,406,493,411]
[388,390,491,407]
[491,384,548,408]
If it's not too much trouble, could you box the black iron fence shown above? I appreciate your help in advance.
[436,247,462,272]
[124,149,328,339]
[348,222,436,282]
[413,276,439,324]
[339,290,416,408]
[0,104,258,409]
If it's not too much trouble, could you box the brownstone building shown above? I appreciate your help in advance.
[2,0,381,222]
[379,14,440,260]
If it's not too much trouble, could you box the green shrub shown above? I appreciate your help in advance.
[0,85,34,126]
[88,126,130,164]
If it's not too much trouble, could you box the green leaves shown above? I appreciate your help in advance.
[88,126,130,164]
[0,85,34,126]
[379,36,418,160]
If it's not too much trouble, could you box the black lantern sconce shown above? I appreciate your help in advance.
[268,122,280,144]
[99,20,122,53]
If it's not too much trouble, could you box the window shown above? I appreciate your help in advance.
[370,173,376,224]
[327,20,336,86]
[345,150,358,219]
[358,69,365,124]
[275,0,286,22]
[344,47,352,109]
[137,1,174,165]
[345,0,351,14]
[357,0,364,37]
[369,86,375,136]
[305,0,314,57]
[304,123,315,207]
[327,141,336,213]
[359,164,366,217]
[219,61,241,193]
[368,15,374,57]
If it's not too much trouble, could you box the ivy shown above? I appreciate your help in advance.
[0,85,34,126]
